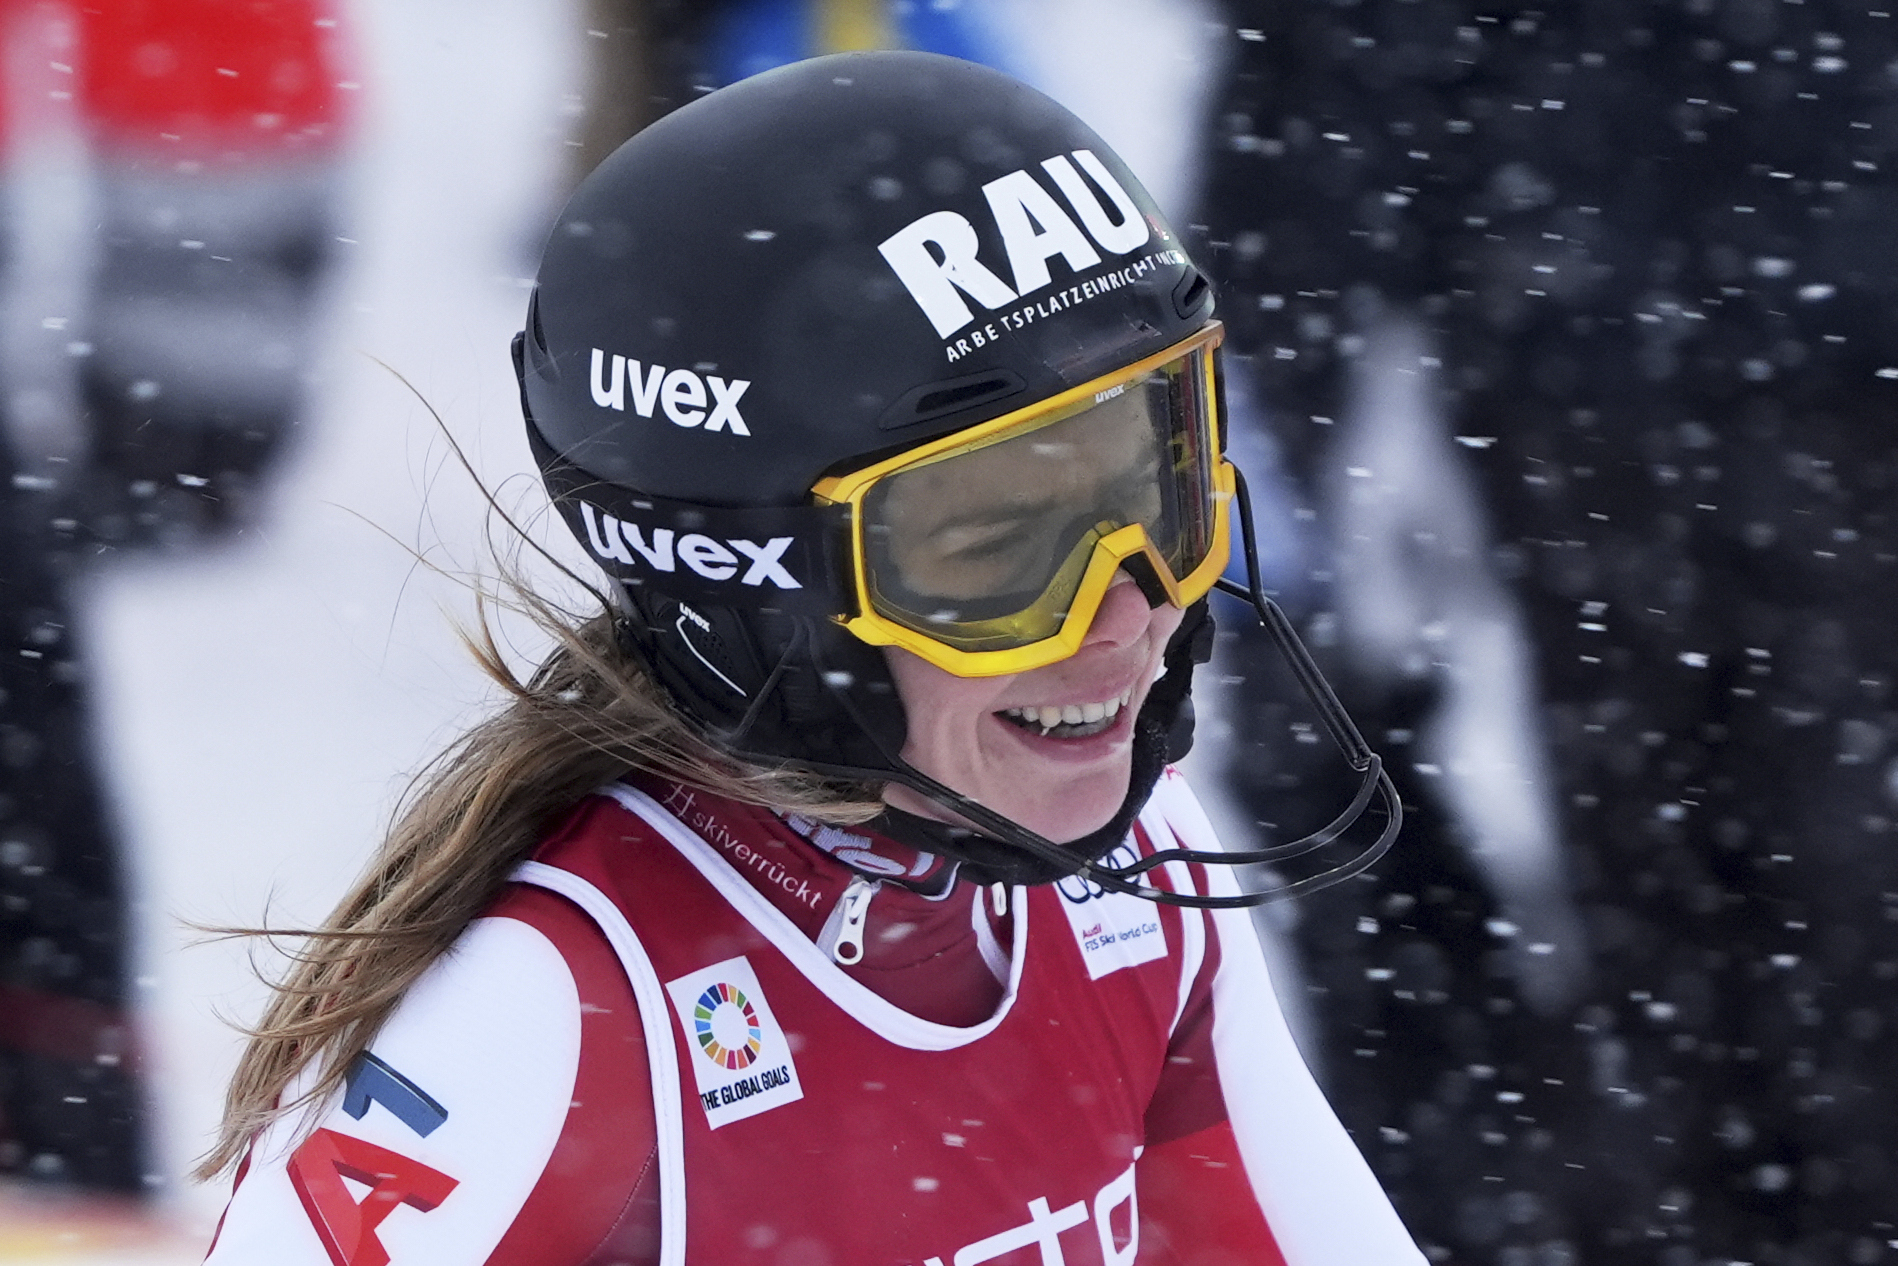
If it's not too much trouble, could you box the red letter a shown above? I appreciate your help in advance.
[286,1128,460,1266]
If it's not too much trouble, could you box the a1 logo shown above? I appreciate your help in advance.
[285,1053,457,1266]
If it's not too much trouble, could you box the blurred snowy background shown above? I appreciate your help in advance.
[0,2,1894,1264]
[2,0,574,1257]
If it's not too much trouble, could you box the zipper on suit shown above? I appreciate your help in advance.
[822,875,878,965]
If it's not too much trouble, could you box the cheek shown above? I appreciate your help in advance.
[1150,604,1187,647]
[884,649,1011,770]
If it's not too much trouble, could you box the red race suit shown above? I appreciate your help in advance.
[205,769,1424,1265]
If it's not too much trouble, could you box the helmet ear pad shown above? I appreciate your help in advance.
[617,582,908,775]
[1162,597,1217,763]
[614,583,768,737]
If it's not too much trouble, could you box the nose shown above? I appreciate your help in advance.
[1080,570,1159,651]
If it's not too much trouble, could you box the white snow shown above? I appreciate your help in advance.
[57,0,581,1250]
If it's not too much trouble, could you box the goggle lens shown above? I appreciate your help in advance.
[855,337,1223,655]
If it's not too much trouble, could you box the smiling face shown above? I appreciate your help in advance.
[882,572,1185,843]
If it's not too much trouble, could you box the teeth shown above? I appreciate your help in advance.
[1002,690,1133,731]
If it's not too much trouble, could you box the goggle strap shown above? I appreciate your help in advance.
[537,443,852,618]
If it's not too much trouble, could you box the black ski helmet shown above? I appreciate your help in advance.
[517,51,1399,903]
[522,51,1211,506]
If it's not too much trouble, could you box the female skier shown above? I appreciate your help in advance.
[201,52,1423,1266]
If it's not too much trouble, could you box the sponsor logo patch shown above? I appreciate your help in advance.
[665,956,804,1127]
[288,1053,457,1266]
[1056,842,1167,980]
[589,351,751,436]
[918,1157,1141,1266]
[877,147,1183,363]
[288,1130,458,1266]
[577,501,802,590]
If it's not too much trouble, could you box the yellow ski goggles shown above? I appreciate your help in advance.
[813,322,1232,677]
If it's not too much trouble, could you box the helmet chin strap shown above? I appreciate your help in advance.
[769,466,1402,910]
[864,623,1187,890]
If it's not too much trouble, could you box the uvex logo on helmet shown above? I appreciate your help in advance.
[877,149,1153,339]
[579,502,801,589]
[590,352,752,437]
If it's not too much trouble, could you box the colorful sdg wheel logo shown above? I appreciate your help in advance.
[693,982,763,1070]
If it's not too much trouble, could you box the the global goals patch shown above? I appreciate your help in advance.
[664,956,804,1128]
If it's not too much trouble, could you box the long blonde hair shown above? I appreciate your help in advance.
[198,581,881,1179]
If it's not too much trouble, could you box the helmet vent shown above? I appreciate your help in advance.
[918,377,1013,414]
[1172,268,1212,320]
[879,368,1027,430]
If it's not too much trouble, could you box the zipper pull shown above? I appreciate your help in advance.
[828,876,877,966]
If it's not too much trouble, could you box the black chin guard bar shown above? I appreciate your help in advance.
[875,466,1403,910]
